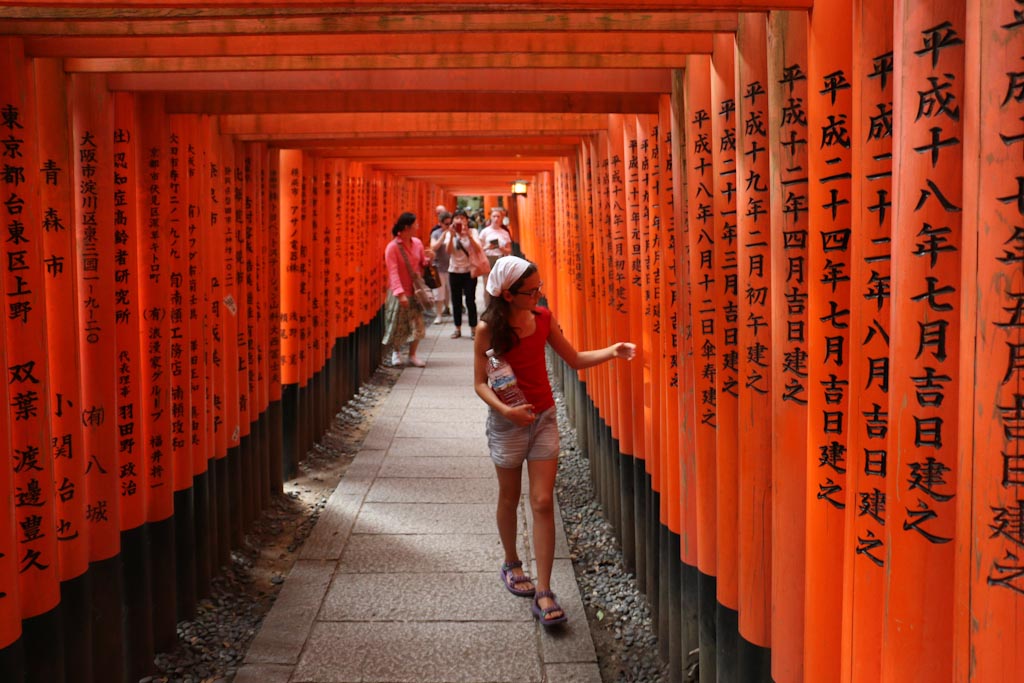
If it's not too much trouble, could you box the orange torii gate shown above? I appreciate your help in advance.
[0,2,1022,682]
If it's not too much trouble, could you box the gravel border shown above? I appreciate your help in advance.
[551,389,671,683]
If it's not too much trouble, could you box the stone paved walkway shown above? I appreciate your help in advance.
[236,317,601,683]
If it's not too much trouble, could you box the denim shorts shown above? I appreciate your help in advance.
[486,406,560,469]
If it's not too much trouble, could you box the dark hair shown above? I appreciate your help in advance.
[391,211,416,237]
[452,208,469,219]
[480,262,538,356]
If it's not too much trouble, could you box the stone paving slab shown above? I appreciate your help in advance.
[334,474,372,498]
[407,392,482,409]
[299,492,364,561]
[412,364,471,374]
[538,559,599,664]
[379,455,495,479]
[394,369,423,387]
[350,449,386,468]
[320,571,533,622]
[386,437,491,458]
[402,407,489,423]
[407,352,472,364]
[334,451,385,497]
[233,663,294,683]
[411,373,476,388]
[353,502,496,535]
[292,622,543,683]
[378,388,412,416]
[543,662,603,682]
[417,357,474,367]
[394,419,492,439]
[361,416,401,450]
[405,391,479,405]
[243,560,335,664]
[418,360,472,368]
[427,337,477,348]
[382,384,414,400]
[365,477,498,503]
[336,533,509,574]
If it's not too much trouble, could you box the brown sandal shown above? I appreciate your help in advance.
[450,329,461,338]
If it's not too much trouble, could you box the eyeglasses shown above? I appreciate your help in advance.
[513,281,544,297]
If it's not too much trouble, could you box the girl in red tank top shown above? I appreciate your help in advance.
[474,256,635,627]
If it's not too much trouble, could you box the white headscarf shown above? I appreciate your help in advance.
[485,256,532,296]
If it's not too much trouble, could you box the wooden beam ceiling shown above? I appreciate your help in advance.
[163,91,662,115]
[105,68,675,93]
[320,147,582,159]
[367,158,565,171]
[308,135,586,148]
[0,10,743,35]
[0,1,806,12]
[23,32,716,58]
[0,1,767,195]
[218,112,611,135]
[65,53,691,71]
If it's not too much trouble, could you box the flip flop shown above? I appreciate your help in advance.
[500,561,535,597]
[531,590,568,627]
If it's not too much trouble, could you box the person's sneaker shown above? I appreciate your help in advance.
[391,351,402,366]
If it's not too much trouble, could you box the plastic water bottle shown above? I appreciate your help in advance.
[486,349,528,407]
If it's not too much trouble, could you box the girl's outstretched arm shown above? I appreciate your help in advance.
[547,312,636,370]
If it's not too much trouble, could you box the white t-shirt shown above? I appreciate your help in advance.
[478,225,511,257]
[443,230,478,273]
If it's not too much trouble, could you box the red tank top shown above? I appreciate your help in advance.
[502,306,555,413]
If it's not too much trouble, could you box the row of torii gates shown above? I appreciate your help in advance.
[0,1,1021,682]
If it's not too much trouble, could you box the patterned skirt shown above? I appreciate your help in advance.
[382,292,426,348]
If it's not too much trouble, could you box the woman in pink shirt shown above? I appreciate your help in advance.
[383,212,434,367]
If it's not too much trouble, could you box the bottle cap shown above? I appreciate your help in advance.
[485,349,495,357]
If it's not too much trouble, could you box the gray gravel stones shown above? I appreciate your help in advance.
[552,392,670,683]
[151,570,260,683]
